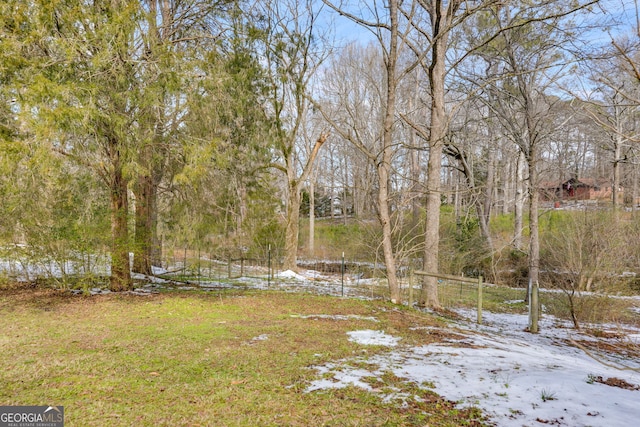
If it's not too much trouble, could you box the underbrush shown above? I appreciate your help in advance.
[541,291,640,328]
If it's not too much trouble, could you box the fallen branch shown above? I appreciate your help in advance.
[569,338,640,372]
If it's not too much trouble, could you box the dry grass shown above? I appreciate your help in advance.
[0,288,486,426]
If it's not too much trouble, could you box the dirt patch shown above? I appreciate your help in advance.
[593,376,640,391]
[571,338,640,360]
[535,416,566,425]
[379,308,465,346]
[585,328,625,339]
[0,288,75,311]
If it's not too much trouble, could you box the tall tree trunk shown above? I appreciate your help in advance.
[309,176,315,256]
[377,160,400,303]
[420,21,449,309]
[527,148,540,289]
[379,0,400,303]
[483,146,495,249]
[421,143,443,308]
[132,0,172,275]
[150,202,161,267]
[109,143,132,291]
[613,104,622,209]
[133,173,154,275]
[281,133,327,271]
[514,151,526,250]
[518,76,541,299]
[283,183,302,270]
[236,180,248,235]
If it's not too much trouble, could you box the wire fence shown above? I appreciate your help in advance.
[0,244,530,325]
[159,247,391,281]
[0,244,111,282]
[412,271,484,324]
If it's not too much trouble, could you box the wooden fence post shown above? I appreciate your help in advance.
[409,271,414,307]
[529,280,539,333]
[477,276,483,325]
[183,247,187,274]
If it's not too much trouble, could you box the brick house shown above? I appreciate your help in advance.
[540,177,615,202]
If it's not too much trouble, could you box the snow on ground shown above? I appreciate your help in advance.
[275,269,308,281]
[306,309,640,427]
[151,265,169,275]
[290,314,379,322]
[235,271,382,299]
[4,256,640,425]
[251,334,269,342]
[0,256,109,281]
[347,330,400,347]
[131,272,171,284]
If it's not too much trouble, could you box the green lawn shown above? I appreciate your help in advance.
[0,289,487,426]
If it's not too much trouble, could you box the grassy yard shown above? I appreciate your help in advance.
[0,288,487,426]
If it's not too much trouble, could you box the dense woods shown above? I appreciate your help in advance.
[2,0,640,306]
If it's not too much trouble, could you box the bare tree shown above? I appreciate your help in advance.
[315,39,403,302]
[578,53,640,210]
[477,2,597,305]
[318,0,410,303]
[397,0,507,308]
[258,0,331,271]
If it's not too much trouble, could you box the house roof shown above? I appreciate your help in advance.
[540,177,611,189]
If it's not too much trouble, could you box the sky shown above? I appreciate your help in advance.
[323,0,640,49]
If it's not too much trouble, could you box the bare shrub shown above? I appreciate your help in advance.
[541,210,630,328]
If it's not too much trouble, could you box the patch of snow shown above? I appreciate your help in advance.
[198,281,233,289]
[394,332,640,427]
[129,289,155,296]
[300,270,326,279]
[628,334,640,344]
[233,273,385,299]
[131,272,170,284]
[151,265,168,275]
[276,270,308,281]
[307,362,376,392]
[291,314,379,322]
[308,313,640,427]
[347,330,399,347]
